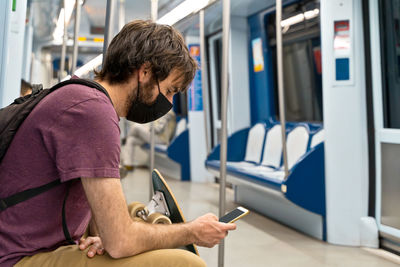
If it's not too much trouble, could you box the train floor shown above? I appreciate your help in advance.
[121,167,400,267]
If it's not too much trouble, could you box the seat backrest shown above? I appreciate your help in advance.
[261,125,282,168]
[310,129,325,148]
[175,118,187,137]
[244,123,266,163]
[286,126,309,169]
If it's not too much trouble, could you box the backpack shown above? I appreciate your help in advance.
[0,78,112,243]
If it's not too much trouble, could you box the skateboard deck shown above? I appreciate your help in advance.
[152,169,199,256]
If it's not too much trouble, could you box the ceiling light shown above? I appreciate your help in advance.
[53,1,76,43]
[157,0,210,26]
[280,8,319,29]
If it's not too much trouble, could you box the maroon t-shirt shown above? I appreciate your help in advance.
[0,80,121,266]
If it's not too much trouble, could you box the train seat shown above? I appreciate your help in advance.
[205,122,268,173]
[226,123,266,169]
[310,128,325,148]
[259,124,283,169]
[143,117,191,180]
[246,125,310,181]
[205,122,326,221]
[153,118,187,153]
[227,124,282,174]
[206,123,313,181]
[242,123,266,163]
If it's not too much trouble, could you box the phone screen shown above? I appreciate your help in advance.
[219,207,248,223]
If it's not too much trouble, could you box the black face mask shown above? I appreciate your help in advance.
[126,79,173,124]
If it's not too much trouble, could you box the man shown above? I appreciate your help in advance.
[0,20,235,267]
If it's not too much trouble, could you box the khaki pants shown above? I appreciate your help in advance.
[15,202,206,267]
[15,245,206,267]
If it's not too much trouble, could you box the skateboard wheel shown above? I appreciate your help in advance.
[128,202,147,218]
[146,212,172,224]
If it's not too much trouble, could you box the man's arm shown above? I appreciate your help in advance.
[81,177,236,259]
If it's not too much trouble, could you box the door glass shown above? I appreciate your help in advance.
[213,38,223,121]
[268,0,323,122]
[380,0,400,128]
[206,33,223,148]
[381,143,400,229]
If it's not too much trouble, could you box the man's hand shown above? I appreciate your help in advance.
[189,213,237,248]
[81,177,236,258]
[79,236,105,258]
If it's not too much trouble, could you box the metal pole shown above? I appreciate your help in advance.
[117,0,129,148]
[149,123,155,200]
[59,0,68,81]
[151,0,158,22]
[200,10,211,154]
[103,0,116,66]
[276,0,289,177]
[149,0,158,199]
[71,0,81,74]
[218,0,230,266]
[118,0,125,31]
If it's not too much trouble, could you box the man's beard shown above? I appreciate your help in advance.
[125,80,157,115]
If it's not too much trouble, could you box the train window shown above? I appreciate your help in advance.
[267,0,323,122]
[206,32,223,146]
[380,0,400,128]
[207,33,223,121]
[381,143,400,229]
[173,92,188,118]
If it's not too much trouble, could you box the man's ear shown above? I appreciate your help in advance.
[138,62,152,83]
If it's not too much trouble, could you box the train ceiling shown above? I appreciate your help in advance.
[29,0,186,43]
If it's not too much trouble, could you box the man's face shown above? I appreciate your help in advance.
[124,68,184,117]
[137,69,183,105]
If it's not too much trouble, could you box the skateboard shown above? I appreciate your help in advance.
[129,169,199,256]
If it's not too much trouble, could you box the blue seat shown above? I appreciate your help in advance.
[143,118,191,181]
[205,121,325,216]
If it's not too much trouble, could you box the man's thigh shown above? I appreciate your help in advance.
[16,245,206,267]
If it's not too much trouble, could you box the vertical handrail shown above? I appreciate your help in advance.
[149,0,158,199]
[103,0,116,66]
[200,10,211,154]
[276,0,289,178]
[218,0,230,266]
[118,0,125,31]
[71,0,81,74]
[151,0,158,22]
[59,0,68,81]
[117,0,128,148]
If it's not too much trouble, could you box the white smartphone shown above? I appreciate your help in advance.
[219,206,249,223]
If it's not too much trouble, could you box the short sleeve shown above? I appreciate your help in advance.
[42,97,121,182]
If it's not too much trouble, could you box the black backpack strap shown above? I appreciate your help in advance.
[31,84,43,95]
[0,179,75,244]
[51,78,113,105]
[0,179,62,212]
[62,182,75,244]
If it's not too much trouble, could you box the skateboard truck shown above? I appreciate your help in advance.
[137,191,171,220]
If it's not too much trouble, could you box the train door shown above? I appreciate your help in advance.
[369,0,400,253]
[267,0,323,123]
[207,31,223,147]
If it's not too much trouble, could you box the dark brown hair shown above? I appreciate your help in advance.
[95,20,197,92]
